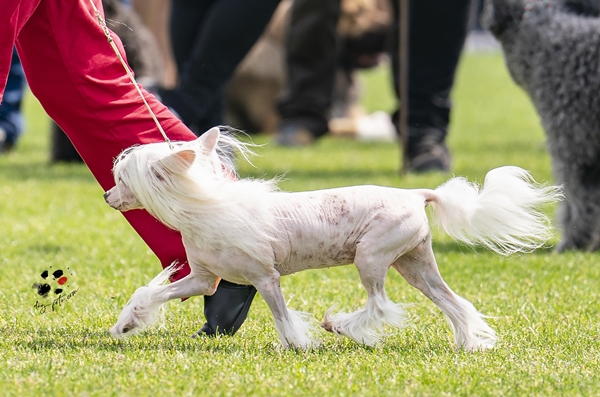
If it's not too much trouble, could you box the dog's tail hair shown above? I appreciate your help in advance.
[423,166,563,255]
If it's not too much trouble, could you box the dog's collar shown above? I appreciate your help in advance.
[523,0,553,20]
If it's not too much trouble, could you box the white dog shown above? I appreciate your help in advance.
[105,127,561,351]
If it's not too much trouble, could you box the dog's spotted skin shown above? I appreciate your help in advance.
[106,127,561,351]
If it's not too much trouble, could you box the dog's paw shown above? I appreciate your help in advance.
[109,319,142,338]
[321,308,343,336]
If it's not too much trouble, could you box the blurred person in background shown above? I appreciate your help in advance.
[159,0,281,336]
[0,48,25,153]
[275,0,472,173]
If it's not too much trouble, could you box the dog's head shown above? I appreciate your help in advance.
[483,0,566,89]
[482,0,530,42]
[484,0,600,38]
[104,127,224,215]
[484,0,599,89]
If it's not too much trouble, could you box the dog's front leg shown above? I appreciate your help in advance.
[251,272,318,350]
[110,269,219,338]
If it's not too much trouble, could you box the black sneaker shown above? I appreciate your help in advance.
[0,128,5,153]
[406,127,451,173]
[193,280,257,337]
[275,124,317,147]
[0,127,11,153]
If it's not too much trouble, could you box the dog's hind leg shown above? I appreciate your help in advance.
[110,267,219,338]
[392,236,497,351]
[322,250,408,347]
[251,272,317,350]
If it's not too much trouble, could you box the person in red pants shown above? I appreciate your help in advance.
[1,0,254,336]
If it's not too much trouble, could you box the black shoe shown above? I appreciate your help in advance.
[0,127,6,153]
[406,127,451,173]
[275,124,316,147]
[194,280,257,337]
[50,122,83,163]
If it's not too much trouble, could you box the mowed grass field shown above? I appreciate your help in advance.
[0,52,599,396]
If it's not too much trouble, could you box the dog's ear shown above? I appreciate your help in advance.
[482,0,523,37]
[158,149,196,173]
[197,127,220,155]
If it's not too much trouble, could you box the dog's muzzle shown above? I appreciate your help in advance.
[104,190,119,210]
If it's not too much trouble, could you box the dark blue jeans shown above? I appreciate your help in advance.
[0,48,26,149]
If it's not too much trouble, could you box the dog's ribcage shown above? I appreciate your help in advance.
[268,186,426,275]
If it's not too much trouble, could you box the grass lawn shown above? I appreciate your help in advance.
[0,52,599,396]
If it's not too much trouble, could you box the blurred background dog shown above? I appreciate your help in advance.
[224,0,395,138]
[484,0,600,251]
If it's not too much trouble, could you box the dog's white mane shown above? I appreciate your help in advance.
[113,128,281,261]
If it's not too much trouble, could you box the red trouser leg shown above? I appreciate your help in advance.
[11,0,195,280]
[0,0,40,96]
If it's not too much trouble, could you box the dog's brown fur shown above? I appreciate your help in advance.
[225,0,393,135]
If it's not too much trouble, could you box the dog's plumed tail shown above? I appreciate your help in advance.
[423,166,562,255]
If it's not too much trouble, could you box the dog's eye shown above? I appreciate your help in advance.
[153,171,164,181]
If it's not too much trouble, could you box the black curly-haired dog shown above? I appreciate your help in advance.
[483,0,600,251]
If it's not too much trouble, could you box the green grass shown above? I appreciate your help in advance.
[1,53,599,396]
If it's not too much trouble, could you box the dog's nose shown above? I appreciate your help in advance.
[103,191,109,201]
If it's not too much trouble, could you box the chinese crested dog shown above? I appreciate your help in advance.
[105,127,561,351]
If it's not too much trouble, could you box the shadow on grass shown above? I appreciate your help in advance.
[0,161,94,183]
[9,328,218,353]
[10,326,459,357]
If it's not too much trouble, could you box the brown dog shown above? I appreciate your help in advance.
[225,0,393,135]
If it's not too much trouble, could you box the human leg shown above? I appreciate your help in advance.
[15,0,195,281]
[2,0,258,337]
[166,0,280,335]
[275,0,342,146]
[164,0,281,134]
[392,0,472,172]
[130,0,178,90]
[0,48,25,152]
[0,0,41,102]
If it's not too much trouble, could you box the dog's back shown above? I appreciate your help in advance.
[268,186,428,276]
